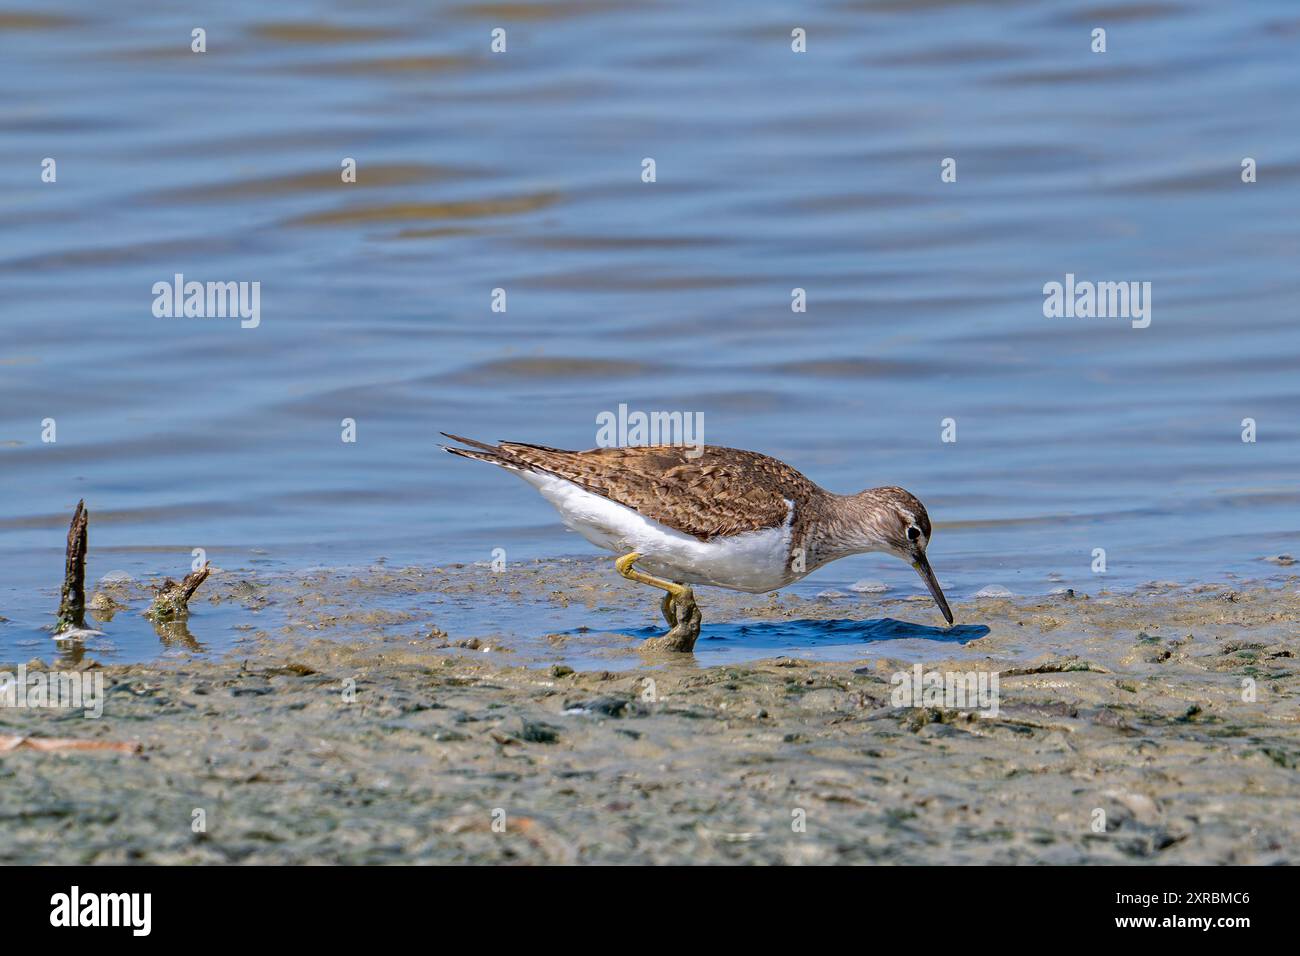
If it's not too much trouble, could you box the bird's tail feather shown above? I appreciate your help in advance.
[440,432,502,454]
[440,433,523,471]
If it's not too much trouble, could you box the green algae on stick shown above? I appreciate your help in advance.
[148,563,212,622]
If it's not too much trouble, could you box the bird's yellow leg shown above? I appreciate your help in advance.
[615,552,689,599]
[615,552,702,653]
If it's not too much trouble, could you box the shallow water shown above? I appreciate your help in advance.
[2,0,1298,662]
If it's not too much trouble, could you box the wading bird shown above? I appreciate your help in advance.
[443,435,953,651]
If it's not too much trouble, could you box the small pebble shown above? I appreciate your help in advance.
[973,585,1014,598]
[816,590,846,599]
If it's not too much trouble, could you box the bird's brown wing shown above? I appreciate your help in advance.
[492,442,825,541]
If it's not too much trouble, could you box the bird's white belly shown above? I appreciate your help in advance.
[519,471,795,592]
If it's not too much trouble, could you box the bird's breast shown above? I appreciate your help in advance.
[522,470,797,592]
[637,526,796,592]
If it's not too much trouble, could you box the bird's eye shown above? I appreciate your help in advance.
[906,526,921,542]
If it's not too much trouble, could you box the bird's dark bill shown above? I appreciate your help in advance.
[913,555,954,626]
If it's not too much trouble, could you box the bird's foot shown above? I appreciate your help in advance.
[644,585,701,653]
[616,553,701,653]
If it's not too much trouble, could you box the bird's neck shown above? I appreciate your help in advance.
[795,491,892,567]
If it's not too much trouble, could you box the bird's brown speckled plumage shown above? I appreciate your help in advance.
[443,436,832,542]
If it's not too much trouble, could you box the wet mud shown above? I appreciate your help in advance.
[1,564,1297,864]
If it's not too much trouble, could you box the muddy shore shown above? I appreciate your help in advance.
[1,565,1297,864]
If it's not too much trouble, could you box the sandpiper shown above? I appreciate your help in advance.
[442,435,953,651]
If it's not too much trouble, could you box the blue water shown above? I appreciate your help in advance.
[2,0,1298,661]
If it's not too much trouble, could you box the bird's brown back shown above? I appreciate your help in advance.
[495,442,830,541]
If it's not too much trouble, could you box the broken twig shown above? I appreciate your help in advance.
[0,734,140,754]
[148,562,211,622]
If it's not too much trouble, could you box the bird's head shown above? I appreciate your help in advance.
[847,487,953,626]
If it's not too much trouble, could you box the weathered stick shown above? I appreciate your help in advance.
[54,499,88,632]
[0,734,140,754]
[148,562,211,622]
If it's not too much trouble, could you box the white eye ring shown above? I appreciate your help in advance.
[906,526,921,542]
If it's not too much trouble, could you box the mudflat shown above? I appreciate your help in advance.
[1,565,1296,864]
